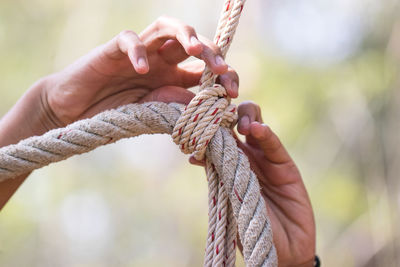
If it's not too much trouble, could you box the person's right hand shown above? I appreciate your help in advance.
[41,16,239,129]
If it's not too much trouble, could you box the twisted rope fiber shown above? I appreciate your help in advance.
[0,0,277,266]
[0,103,277,266]
[171,0,277,266]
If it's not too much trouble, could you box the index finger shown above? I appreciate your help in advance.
[140,16,202,55]
[249,122,292,164]
[237,102,292,164]
[140,16,228,75]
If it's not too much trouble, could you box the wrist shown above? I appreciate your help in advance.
[0,76,62,146]
[296,258,316,267]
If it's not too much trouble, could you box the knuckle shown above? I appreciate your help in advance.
[182,24,195,34]
[119,30,136,38]
[238,101,253,113]
[227,67,239,80]
[211,42,222,54]
[239,100,257,110]
[156,15,171,25]
[154,17,164,30]
[134,42,146,51]
[256,103,261,113]
[200,38,220,54]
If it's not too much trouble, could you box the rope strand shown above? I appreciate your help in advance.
[0,1,278,266]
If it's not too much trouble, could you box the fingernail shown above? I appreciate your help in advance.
[215,55,225,66]
[190,36,200,45]
[240,115,250,129]
[137,57,147,69]
[231,81,238,96]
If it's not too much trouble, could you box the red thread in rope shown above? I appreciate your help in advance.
[234,187,243,203]
[57,129,72,139]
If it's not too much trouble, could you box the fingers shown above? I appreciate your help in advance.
[237,101,262,135]
[189,155,206,167]
[105,30,149,74]
[248,122,292,164]
[217,66,239,98]
[138,86,195,105]
[197,35,228,74]
[177,61,239,98]
[141,16,202,55]
[141,16,228,74]
[158,39,190,65]
[237,102,291,164]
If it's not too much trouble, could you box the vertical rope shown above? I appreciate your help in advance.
[198,1,247,266]
[0,1,279,266]
[199,0,246,90]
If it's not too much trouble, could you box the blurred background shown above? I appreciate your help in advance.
[1,0,400,266]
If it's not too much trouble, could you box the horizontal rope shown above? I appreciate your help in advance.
[0,102,277,266]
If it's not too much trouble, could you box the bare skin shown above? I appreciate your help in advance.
[0,16,315,267]
[190,101,316,267]
[0,16,239,209]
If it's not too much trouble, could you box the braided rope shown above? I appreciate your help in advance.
[0,1,278,266]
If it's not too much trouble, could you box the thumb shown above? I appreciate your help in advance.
[139,86,195,104]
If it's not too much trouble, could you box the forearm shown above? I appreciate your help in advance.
[0,77,58,209]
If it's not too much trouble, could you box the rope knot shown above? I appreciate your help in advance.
[172,84,237,160]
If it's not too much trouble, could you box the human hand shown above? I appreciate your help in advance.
[190,101,316,267]
[0,16,239,209]
[41,16,239,128]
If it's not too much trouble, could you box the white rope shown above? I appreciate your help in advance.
[0,102,277,266]
[0,0,278,266]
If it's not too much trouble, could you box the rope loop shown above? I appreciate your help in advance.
[172,84,237,160]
